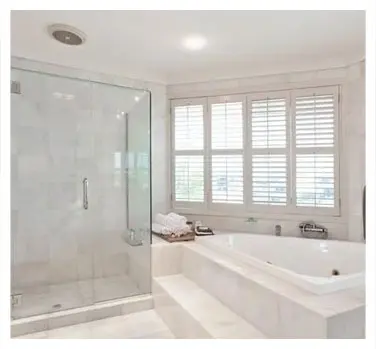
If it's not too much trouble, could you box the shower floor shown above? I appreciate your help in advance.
[12,274,140,320]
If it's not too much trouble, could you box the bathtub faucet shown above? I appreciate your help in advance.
[299,221,328,239]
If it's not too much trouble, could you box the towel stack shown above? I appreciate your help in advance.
[152,212,191,237]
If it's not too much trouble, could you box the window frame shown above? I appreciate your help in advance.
[207,94,247,213]
[170,98,207,211]
[170,85,341,217]
[290,86,340,216]
[246,90,292,214]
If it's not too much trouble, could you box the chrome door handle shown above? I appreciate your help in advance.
[83,178,88,209]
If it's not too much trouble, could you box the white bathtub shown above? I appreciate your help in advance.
[197,233,365,294]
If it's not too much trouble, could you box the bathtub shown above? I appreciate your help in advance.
[197,233,365,294]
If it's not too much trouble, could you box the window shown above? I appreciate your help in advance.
[292,87,338,211]
[171,100,205,206]
[249,93,289,206]
[210,97,244,206]
[171,86,340,215]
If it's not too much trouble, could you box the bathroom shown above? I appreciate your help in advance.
[0,9,370,340]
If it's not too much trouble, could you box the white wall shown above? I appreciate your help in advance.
[166,61,365,241]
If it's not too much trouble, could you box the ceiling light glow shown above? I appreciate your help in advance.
[182,35,207,51]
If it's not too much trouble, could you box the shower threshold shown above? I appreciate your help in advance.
[12,274,141,320]
[11,292,153,337]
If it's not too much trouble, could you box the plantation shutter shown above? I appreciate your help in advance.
[209,98,245,206]
[174,155,204,202]
[249,93,289,206]
[172,100,206,205]
[292,87,338,210]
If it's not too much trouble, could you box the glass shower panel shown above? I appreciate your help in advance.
[126,91,152,295]
[89,84,151,302]
[11,69,53,319]
[90,83,138,303]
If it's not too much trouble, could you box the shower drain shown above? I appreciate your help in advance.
[52,304,62,310]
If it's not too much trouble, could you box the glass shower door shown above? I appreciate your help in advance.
[11,69,95,318]
[11,68,152,320]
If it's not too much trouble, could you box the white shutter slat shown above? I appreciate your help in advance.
[293,88,338,210]
[295,93,335,148]
[250,95,288,207]
[174,105,204,151]
[174,155,204,202]
[211,155,244,204]
[296,154,335,208]
[251,97,287,149]
[252,154,287,205]
[211,102,243,150]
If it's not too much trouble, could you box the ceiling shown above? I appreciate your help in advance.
[11,10,365,85]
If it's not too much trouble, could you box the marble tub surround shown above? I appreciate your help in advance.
[11,294,153,337]
[15,309,174,339]
[150,241,364,339]
[182,244,365,338]
[152,242,185,277]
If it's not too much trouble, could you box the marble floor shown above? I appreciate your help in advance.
[15,310,175,339]
[12,274,140,319]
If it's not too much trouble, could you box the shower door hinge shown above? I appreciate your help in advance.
[11,294,22,307]
[11,80,21,95]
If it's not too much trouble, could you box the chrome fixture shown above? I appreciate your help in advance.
[299,221,328,239]
[363,185,366,241]
[83,178,88,209]
[275,224,282,236]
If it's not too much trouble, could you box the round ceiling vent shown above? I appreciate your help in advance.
[47,24,86,46]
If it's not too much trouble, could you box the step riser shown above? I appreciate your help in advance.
[153,279,212,339]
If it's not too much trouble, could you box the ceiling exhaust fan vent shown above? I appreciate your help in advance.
[47,24,86,46]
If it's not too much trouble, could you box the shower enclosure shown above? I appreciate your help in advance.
[11,68,151,320]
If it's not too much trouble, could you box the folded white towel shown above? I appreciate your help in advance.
[155,213,186,229]
[155,213,168,227]
[152,223,169,235]
[167,212,187,225]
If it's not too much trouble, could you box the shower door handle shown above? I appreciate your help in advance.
[83,178,88,210]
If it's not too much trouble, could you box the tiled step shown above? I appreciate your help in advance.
[153,274,266,339]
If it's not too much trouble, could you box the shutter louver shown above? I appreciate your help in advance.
[252,154,287,205]
[251,98,287,149]
[210,99,244,205]
[211,155,243,204]
[293,89,337,209]
[250,95,288,206]
[211,102,243,150]
[295,94,335,148]
[296,154,335,207]
[173,102,205,204]
[174,105,204,151]
[174,155,204,202]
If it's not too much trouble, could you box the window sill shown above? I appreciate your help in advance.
[173,207,345,224]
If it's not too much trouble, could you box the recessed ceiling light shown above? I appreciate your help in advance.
[134,96,140,102]
[182,35,207,51]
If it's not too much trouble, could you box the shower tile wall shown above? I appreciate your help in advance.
[11,68,151,318]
